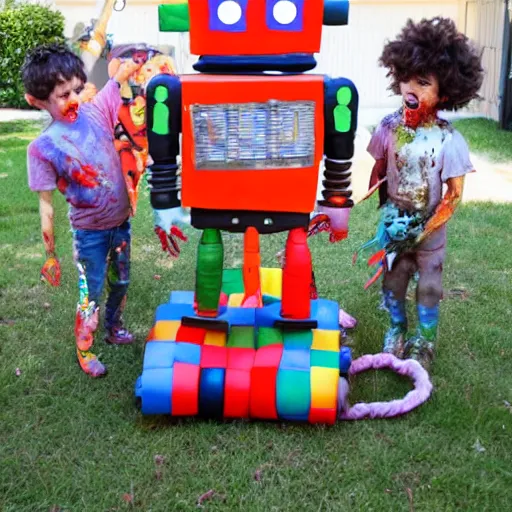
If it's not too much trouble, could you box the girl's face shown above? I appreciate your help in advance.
[399,75,441,127]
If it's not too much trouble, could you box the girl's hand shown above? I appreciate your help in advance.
[41,255,61,287]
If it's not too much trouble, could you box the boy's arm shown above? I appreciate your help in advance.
[417,176,464,243]
[92,59,144,130]
[39,191,61,287]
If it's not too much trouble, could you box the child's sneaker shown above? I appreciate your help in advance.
[105,325,134,345]
[77,349,107,377]
[383,326,405,357]
[404,338,435,370]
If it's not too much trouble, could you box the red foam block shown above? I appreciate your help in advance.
[200,345,228,369]
[176,325,207,345]
[227,347,256,370]
[224,369,251,418]
[171,362,200,416]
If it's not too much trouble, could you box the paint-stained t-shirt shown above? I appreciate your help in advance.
[367,109,475,216]
[27,79,130,230]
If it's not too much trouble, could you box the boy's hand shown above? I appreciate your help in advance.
[113,59,144,85]
[41,255,61,287]
[153,207,190,258]
[309,205,352,243]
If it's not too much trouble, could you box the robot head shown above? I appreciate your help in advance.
[159,0,349,56]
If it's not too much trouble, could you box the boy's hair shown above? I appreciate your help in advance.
[380,17,484,111]
[22,43,87,101]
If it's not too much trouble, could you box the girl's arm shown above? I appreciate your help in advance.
[417,176,465,243]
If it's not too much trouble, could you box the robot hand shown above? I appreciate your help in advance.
[41,255,61,287]
[153,207,190,258]
[308,205,351,243]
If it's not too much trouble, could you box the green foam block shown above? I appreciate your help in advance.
[311,349,339,370]
[227,326,255,349]
[159,4,190,32]
[221,268,244,296]
[283,330,313,348]
[257,327,283,348]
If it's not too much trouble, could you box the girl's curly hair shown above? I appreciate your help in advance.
[379,17,484,110]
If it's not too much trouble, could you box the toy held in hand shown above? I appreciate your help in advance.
[41,255,61,287]
[153,207,190,258]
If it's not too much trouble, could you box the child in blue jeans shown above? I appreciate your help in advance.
[23,44,143,377]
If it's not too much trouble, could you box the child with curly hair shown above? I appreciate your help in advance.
[22,43,142,377]
[365,17,484,368]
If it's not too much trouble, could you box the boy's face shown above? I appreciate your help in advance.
[399,74,441,121]
[26,76,85,123]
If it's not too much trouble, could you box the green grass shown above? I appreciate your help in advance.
[1,122,512,511]
[451,118,512,163]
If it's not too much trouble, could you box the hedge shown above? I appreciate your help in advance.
[0,3,66,108]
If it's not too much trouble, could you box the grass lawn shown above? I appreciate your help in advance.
[1,119,511,511]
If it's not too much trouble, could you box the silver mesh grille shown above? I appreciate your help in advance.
[191,100,316,170]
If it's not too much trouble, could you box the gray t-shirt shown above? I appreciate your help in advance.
[368,110,474,216]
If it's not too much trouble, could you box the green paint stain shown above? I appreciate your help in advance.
[334,86,352,133]
[152,85,169,136]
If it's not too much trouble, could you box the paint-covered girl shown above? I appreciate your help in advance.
[363,17,483,368]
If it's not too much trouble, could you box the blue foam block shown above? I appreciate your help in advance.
[143,342,176,370]
[199,368,225,418]
[169,291,195,304]
[339,346,352,374]
[155,302,195,322]
[314,299,340,330]
[254,301,286,328]
[280,347,311,370]
[175,342,201,365]
[137,368,173,415]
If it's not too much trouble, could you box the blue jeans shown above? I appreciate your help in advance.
[73,220,131,329]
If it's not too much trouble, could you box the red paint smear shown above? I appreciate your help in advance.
[71,164,99,188]
[62,101,79,122]
[404,103,437,129]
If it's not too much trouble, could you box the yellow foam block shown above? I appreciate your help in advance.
[204,330,227,346]
[260,268,282,298]
[312,329,340,351]
[228,293,244,307]
[310,367,339,409]
[153,320,181,341]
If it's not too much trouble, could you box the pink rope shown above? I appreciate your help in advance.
[338,353,433,420]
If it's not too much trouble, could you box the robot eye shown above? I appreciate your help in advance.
[209,0,247,31]
[266,0,303,31]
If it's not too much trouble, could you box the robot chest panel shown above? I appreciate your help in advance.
[181,75,325,213]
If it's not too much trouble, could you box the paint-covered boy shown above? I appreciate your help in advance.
[22,43,142,377]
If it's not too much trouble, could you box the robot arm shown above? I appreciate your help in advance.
[146,74,189,257]
[310,77,358,243]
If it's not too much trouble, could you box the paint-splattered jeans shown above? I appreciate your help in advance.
[73,219,131,329]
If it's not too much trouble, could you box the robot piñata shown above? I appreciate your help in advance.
[135,0,433,423]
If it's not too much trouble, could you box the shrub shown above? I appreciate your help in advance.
[0,3,66,108]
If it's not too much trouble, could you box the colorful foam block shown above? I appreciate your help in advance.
[256,327,283,348]
[143,341,176,370]
[153,320,181,341]
[310,367,338,410]
[280,347,311,371]
[308,408,337,425]
[227,293,244,307]
[276,369,311,421]
[176,325,207,344]
[224,369,251,418]
[260,268,282,298]
[175,342,201,365]
[171,362,200,416]
[199,368,225,418]
[311,349,339,370]
[221,268,244,296]
[201,345,228,368]
[249,344,283,419]
[227,326,255,348]
[339,346,352,374]
[312,329,340,351]
[227,347,256,370]
[169,291,195,304]
[155,303,195,321]
[204,330,227,346]
[283,330,313,348]
[137,368,173,415]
